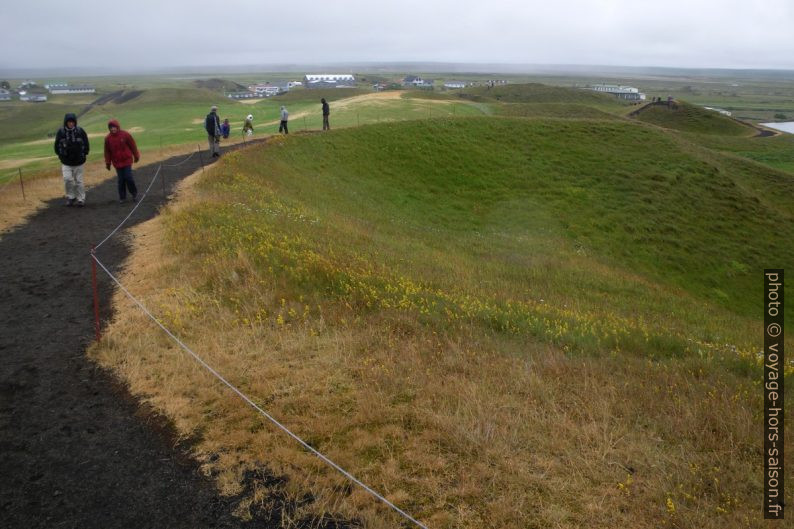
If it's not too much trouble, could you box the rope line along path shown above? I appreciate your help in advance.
[91,156,430,529]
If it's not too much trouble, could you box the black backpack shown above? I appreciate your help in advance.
[58,127,87,163]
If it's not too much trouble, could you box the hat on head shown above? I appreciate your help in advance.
[211,105,218,111]
[247,114,253,121]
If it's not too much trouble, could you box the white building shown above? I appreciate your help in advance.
[0,89,11,101]
[19,93,48,102]
[303,74,356,88]
[248,83,288,97]
[47,83,96,94]
[589,84,646,101]
[443,81,467,89]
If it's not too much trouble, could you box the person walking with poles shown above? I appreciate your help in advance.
[104,119,140,203]
[54,112,90,207]
[205,105,221,157]
[321,98,330,130]
[279,106,289,134]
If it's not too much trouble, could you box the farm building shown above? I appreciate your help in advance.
[46,83,96,94]
[443,81,467,89]
[403,76,434,89]
[0,89,11,101]
[588,84,646,101]
[227,91,259,100]
[248,83,289,97]
[303,74,356,88]
[19,93,48,102]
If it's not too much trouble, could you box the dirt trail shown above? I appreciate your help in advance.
[0,141,277,528]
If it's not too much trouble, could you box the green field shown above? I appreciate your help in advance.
[87,80,792,528]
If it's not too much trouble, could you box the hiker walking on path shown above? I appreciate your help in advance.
[243,114,254,136]
[104,119,140,203]
[321,98,330,130]
[205,105,221,157]
[221,118,230,139]
[54,112,90,207]
[279,106,289,134]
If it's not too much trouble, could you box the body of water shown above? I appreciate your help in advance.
[761,121,794,134]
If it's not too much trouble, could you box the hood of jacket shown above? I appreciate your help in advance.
[108,119,121,131]
[63,113,78,127]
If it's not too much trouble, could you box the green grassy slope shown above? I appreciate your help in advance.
[94,115,793,529]
[190,118,792,359]
[456,82,627,106]
[634,101,756,136]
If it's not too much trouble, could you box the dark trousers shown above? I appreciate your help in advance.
[323,115,330,130]
[279,120,289,134]
[116,165,138,200]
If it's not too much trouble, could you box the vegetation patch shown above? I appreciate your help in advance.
[93,117,791,528]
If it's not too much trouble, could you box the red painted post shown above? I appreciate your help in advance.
[91,247,101,341]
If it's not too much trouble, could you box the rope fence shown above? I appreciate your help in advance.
[90,150,430,529]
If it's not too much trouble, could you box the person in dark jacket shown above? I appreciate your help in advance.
[54,113,89,207]
[205,105,221,157]
[321,98,330,130]
[104,119,140,203]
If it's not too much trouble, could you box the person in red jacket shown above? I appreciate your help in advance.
[104,119,140,203]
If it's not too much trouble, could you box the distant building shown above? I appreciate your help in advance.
[589,84,646,101]
[0,89,11,101]
[443,81,467,89]
[19,93,48,102]
[287,81,303,88]
[402,76,434,89]
[46,83,96,95]
[226,91,259,100]
[303,74,356,88]
[248,83,289,97]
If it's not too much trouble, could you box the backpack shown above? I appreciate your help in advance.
[59,127,86,161]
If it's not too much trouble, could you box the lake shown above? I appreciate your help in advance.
[761,121,794,134]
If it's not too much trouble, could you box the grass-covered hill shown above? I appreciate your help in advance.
[634,100,756,136]
[94,116,792,529]
[456,82,627,106]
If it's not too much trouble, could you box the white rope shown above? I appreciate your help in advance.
[162,151,197,167]
[94,165,162,249]
[91,254,429,529]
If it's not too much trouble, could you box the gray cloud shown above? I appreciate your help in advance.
[2,0,793,71]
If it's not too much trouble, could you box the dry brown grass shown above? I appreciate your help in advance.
[89,154,776,528]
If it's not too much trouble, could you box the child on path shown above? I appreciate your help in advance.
[221,118,231,139]
[103,119,140,203]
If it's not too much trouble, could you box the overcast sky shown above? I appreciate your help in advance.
[2,0,793,72]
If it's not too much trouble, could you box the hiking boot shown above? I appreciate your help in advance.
[131,195,138,203]
[76,200,84,208]
[65,198,75,207]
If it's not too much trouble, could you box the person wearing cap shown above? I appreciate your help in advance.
[279,106,289,134]
[54,112,90,207]
[104,119,140,203]
[205,105,221,157]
